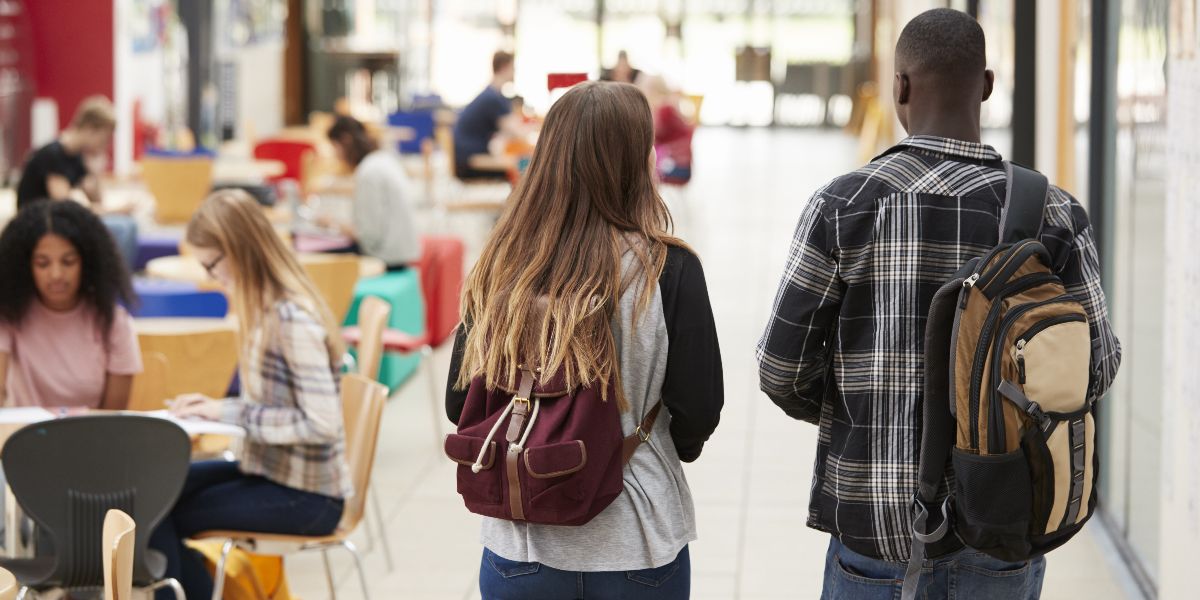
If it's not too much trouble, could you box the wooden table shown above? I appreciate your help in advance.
[135,317,240,402]
[468,153,517,172]
[146,254,384,284]
[212,158,287,182]
[144,254,385,321]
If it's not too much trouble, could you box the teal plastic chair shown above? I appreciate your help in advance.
[343,270,426,389]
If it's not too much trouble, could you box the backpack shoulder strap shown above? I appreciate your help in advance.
[1000,162,1049,244]
[622,401,662,463]
[900,277,964,600]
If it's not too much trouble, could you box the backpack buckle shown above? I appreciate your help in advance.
[634,425,651,442]
[909,494,953,545]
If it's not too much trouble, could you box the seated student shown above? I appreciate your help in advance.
[16,96,138,269]
[151,189,351,600]
[320,115,420,270]
[0,199,141,409]
[452,51,524,181]
[446,81,723,598]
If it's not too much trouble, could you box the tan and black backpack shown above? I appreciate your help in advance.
[901,163,1097,598]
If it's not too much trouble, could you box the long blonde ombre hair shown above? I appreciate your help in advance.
[457,81,685,409]
[186,189,344,367]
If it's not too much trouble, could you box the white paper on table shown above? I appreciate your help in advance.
[0,407,56,424]
[142,410,246,438]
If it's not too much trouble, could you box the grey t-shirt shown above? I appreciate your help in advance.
[353,150,419,266]
[446,246,724,571]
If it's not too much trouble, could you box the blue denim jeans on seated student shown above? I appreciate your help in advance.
[822,537,1045,600]
[150,460,344,600]
[480,545,690,600]
[101,213,138,271]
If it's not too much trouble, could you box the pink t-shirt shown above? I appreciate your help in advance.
[0,300,143,408]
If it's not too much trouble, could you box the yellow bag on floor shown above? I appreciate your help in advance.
[187,540,296,600]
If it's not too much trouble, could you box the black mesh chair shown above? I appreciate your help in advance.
[0,415,190,599]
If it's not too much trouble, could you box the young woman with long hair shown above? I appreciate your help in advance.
[150,189,350,599]
[446,81,724,599]
[0,199,140,409]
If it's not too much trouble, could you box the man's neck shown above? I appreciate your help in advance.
[58,130,82,154]
[903,113,982,145]
[490,77,508,91]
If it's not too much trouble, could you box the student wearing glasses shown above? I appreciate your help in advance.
[149,190,351,599]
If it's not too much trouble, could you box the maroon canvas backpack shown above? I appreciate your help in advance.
[445,366,661,526]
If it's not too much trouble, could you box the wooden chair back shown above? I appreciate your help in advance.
[354,296,391,382]
[0,566,17,600]
[300,254,361,323]
[128,351,170,411]
[102,509,135,600]
[337,374,388,532]
[141,156,215,224]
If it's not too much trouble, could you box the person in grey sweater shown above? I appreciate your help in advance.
[323,116,420,269]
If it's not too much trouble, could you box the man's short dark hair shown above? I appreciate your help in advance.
[896,8,986,81]
[493,51,515,74]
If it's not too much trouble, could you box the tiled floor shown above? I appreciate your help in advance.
[285,128,1138,599]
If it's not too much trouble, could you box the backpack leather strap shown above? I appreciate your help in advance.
[1000,162,1050,244]
[505,369,537,444]
[621,401,662,464]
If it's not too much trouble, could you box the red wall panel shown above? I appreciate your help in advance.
[25,0,114,130]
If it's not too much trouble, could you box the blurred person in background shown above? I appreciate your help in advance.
[601,50,642,84]
[453,51,526,181]
[639,75,694,184]
[322,115,420,271]
[15,96,139,269]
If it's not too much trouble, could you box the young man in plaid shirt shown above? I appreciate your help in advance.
[757,9,1120,599]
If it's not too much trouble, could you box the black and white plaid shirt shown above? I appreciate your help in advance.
[756,135,1121,562]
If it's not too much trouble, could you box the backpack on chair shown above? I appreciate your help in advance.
[901,163,1098,599]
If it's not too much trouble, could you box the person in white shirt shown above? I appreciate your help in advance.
[321,116,420,270]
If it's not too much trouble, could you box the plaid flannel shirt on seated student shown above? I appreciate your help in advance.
[220,299,353,499]
[756,135,1121,562]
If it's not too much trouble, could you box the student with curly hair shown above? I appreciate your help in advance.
[0,199,141,409]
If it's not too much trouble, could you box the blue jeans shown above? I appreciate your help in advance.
[821,537,1045,600]
[149,461,344,600]
[480,546,690,600]
[100,213,138,271]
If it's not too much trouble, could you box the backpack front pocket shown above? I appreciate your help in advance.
[445,433,503,505]
[521,440,590,513]
[952,446,1033,561]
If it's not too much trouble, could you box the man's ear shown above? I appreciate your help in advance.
[895,72,911,105]
[983,69,995,102]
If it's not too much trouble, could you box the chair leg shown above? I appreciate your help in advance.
[362,497,377,554]
[370,486,394,571]
[166,578,186,600]
[211,539,235,600]
[423,345,442,452]
[321,548,338,600]
[343,540,372,600]
[15,587,28,600]
[147,577,186,600]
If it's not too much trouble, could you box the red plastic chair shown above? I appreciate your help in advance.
[342,236,464,353]
[252,139,316,185]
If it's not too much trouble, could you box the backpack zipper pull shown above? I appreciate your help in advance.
[1015,339,1027,384]
[960,273,980,308]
